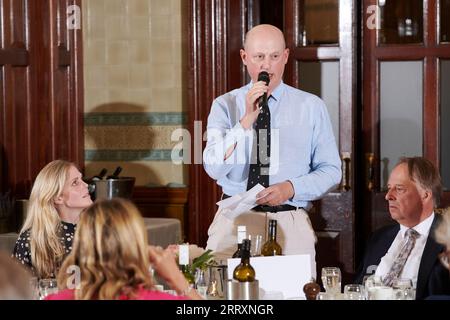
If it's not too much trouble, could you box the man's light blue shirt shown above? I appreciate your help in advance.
[203,82,342,209]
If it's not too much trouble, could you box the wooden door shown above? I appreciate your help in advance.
[362,0,450,239]
[283,0,357,283]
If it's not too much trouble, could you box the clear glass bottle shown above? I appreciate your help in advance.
[232,239,255,282]
[232,225,247,258]
[195,268,208,299]
[261,219,282,256]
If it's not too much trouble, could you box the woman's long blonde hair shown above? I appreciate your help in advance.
[58,198,154,299]
[20,160,75,278]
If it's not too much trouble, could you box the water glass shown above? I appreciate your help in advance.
[392,278,414,300]
[316,292,333,300]
[363,274,382,300]
[343,284,365,300]
[321,267,341,295]
[38,278,58,300]
[368,286,393,300]
[29,277,40,300]
[248,234,262,256]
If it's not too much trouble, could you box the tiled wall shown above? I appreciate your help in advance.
[82,0,187,186]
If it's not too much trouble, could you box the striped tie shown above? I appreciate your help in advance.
[382,228,420,287]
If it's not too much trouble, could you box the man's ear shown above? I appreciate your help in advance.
[422,190,432,201]
[283,48,290,64]
[240,49,247,65]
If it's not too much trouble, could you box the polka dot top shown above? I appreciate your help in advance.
[12,221,77,276]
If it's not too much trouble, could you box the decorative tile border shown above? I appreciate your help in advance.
[84,126,181,149]
[85,149,183,162]
[84,112,187,126]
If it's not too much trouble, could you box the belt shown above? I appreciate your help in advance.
[222,194,299,213]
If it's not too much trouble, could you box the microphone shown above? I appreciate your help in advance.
[257,71,270,108]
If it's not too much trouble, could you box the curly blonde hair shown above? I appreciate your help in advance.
[57,198,154,299]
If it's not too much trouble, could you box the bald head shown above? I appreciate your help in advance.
[240,24,289,92]
[244,24,286,50]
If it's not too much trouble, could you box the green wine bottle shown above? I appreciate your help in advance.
[233,239,255,282]
[261,219,282,256]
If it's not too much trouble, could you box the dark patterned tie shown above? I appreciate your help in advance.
[382,228,420,287]
[246,100,271,190]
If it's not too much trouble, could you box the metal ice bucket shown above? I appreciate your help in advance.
[226,279,259,300]
[90,177,136,200]
[207,265,228,298]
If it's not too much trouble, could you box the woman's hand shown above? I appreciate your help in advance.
[147,245,203,300]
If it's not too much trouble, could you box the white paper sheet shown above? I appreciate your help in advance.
[216,184,265,220]
[227,255,312,299]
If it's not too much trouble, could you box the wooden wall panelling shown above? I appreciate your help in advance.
[0,0,84,223]
[0,0,33,197]
[50,0,84,166]
[187,0,248,246]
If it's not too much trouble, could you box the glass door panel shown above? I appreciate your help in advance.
[299,61,340,147]
[380,61,423,189]
[441,60,450,190]
[378,0,423,45]
[440,0,450,43]
[299,0,339,46]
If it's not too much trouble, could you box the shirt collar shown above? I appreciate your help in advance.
[399,212,435,239]
[269,81,284,102]
[246,81,285,102]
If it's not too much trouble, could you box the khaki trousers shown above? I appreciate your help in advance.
[206,207,317,278]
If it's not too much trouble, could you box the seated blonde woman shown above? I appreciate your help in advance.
[13,160,92,278]
[46,198,202,300]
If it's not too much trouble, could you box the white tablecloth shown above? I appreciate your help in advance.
[0,218,182,254]
[144,218,182,248]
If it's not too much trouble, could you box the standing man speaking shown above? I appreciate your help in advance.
[203,24,341,276]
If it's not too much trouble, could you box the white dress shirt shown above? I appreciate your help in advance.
[375,213,435,288]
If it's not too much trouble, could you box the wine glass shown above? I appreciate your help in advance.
[363,274,382,300]
[29,277,40,300]
[392,278,414,300]
[343,284,365,300]
[316,292,333,300]
[321,267,341,296]
[248,234,262,256]
[38,278,58,300]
